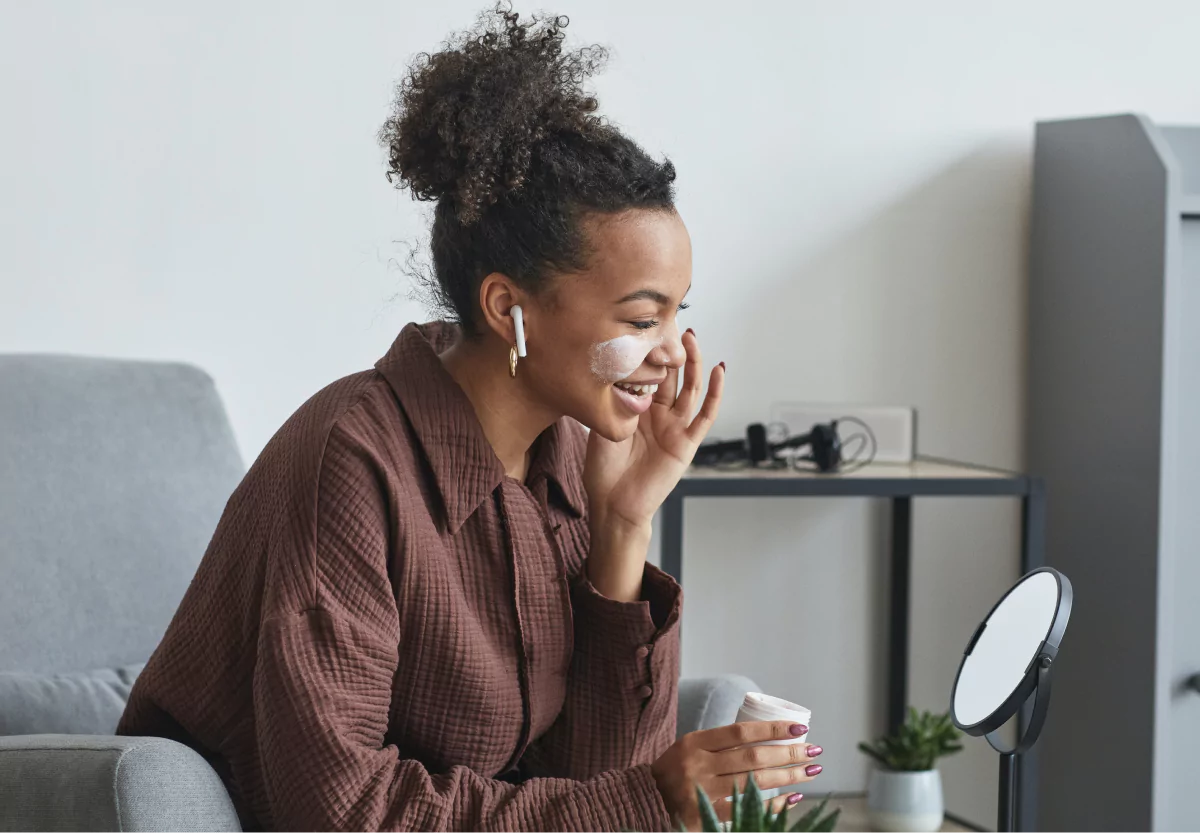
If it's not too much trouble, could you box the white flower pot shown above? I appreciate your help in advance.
[866,768,944,832]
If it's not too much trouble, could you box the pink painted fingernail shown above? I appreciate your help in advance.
[686,328,695,336]
[805,764,823,777]
[719,361,726,371]
[789,724,808,736]
[807,745,823,757]
[787,793,803,806]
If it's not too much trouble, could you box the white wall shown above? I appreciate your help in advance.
[5,0,1200,824]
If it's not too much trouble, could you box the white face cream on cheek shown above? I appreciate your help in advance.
[589,333,663,384]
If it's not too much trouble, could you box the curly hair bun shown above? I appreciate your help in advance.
[380,4,609,224]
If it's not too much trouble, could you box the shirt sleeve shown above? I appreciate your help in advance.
[518,559,683,787]
[251,424,675,832]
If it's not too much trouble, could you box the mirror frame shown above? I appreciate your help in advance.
[950,567,1073,737]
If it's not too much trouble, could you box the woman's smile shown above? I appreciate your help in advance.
[612,380,659,414]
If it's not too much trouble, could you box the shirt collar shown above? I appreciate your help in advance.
[525,416,587,520]
[375,321,586,532]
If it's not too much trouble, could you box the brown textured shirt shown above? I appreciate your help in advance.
[116,321,683,832]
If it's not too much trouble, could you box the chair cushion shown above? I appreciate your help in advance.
[0,663,144,736]
[676,674,761,737]
[0,355,244,674]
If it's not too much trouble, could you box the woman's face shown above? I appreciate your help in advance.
[521,208,692,442]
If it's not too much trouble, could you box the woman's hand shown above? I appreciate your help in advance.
[583,328,720,528]
[585,329,723,527]
[651,720,825,831]
[583,329,723,599]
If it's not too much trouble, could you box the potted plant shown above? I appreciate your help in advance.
[677,771,841,832]
[857,708,962,832]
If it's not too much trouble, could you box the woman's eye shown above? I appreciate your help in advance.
[630,306,687,329]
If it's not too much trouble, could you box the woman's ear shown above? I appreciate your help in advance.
[478,273,523,345]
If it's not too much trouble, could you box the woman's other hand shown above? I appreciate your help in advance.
[650,719,825,831]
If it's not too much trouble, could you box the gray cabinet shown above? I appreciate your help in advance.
[1027,114,1200,831]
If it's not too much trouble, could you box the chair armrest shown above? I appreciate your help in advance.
[1,682,757,831]
[677,674,761,737]
[0,734,241,832]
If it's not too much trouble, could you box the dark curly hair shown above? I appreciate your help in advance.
[378,3,677,337]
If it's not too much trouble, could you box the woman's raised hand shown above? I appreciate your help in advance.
[584,328,724,532]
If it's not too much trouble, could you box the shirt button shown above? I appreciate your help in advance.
[637,684,654,699]
[635,645,651,660]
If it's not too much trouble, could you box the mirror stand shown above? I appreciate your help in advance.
[983,654,1055,832]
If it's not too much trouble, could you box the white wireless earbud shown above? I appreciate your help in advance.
[511,304,527,357]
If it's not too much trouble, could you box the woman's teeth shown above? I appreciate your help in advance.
[615,382,659,396]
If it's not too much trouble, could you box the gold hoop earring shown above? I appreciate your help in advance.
[509,345,518,378]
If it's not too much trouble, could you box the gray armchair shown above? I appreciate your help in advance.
[0,354,758,832]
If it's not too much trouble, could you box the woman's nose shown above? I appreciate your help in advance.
[648,321,686,368]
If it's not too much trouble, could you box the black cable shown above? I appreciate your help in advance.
[696,415,880,474]
[783,415,877,474]
[831,415,877,473]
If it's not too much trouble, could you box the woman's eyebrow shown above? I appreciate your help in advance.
[616,285,691,304]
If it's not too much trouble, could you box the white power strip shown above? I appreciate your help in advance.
[768,403,916,464]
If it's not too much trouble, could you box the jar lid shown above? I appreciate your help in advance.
[740,692,812,723]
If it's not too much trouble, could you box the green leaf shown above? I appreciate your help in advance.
[771,802,791,832]
[696,782,722,833]
[858,709,963,771]
[742,771,764,830]
[731,779,741,832]
[812,808,841,833]
[789,798,827,832]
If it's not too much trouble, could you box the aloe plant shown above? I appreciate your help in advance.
[857,707,963,771]
[678,770,841,832]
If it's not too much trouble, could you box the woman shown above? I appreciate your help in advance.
[117,7,823,831]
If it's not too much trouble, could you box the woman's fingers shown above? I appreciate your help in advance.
[769,791,804,817]
[715,738,822,777]
[690,719,807,753]
[685,363,724,444]
[672,329,704,417]
[722,760,822,794]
